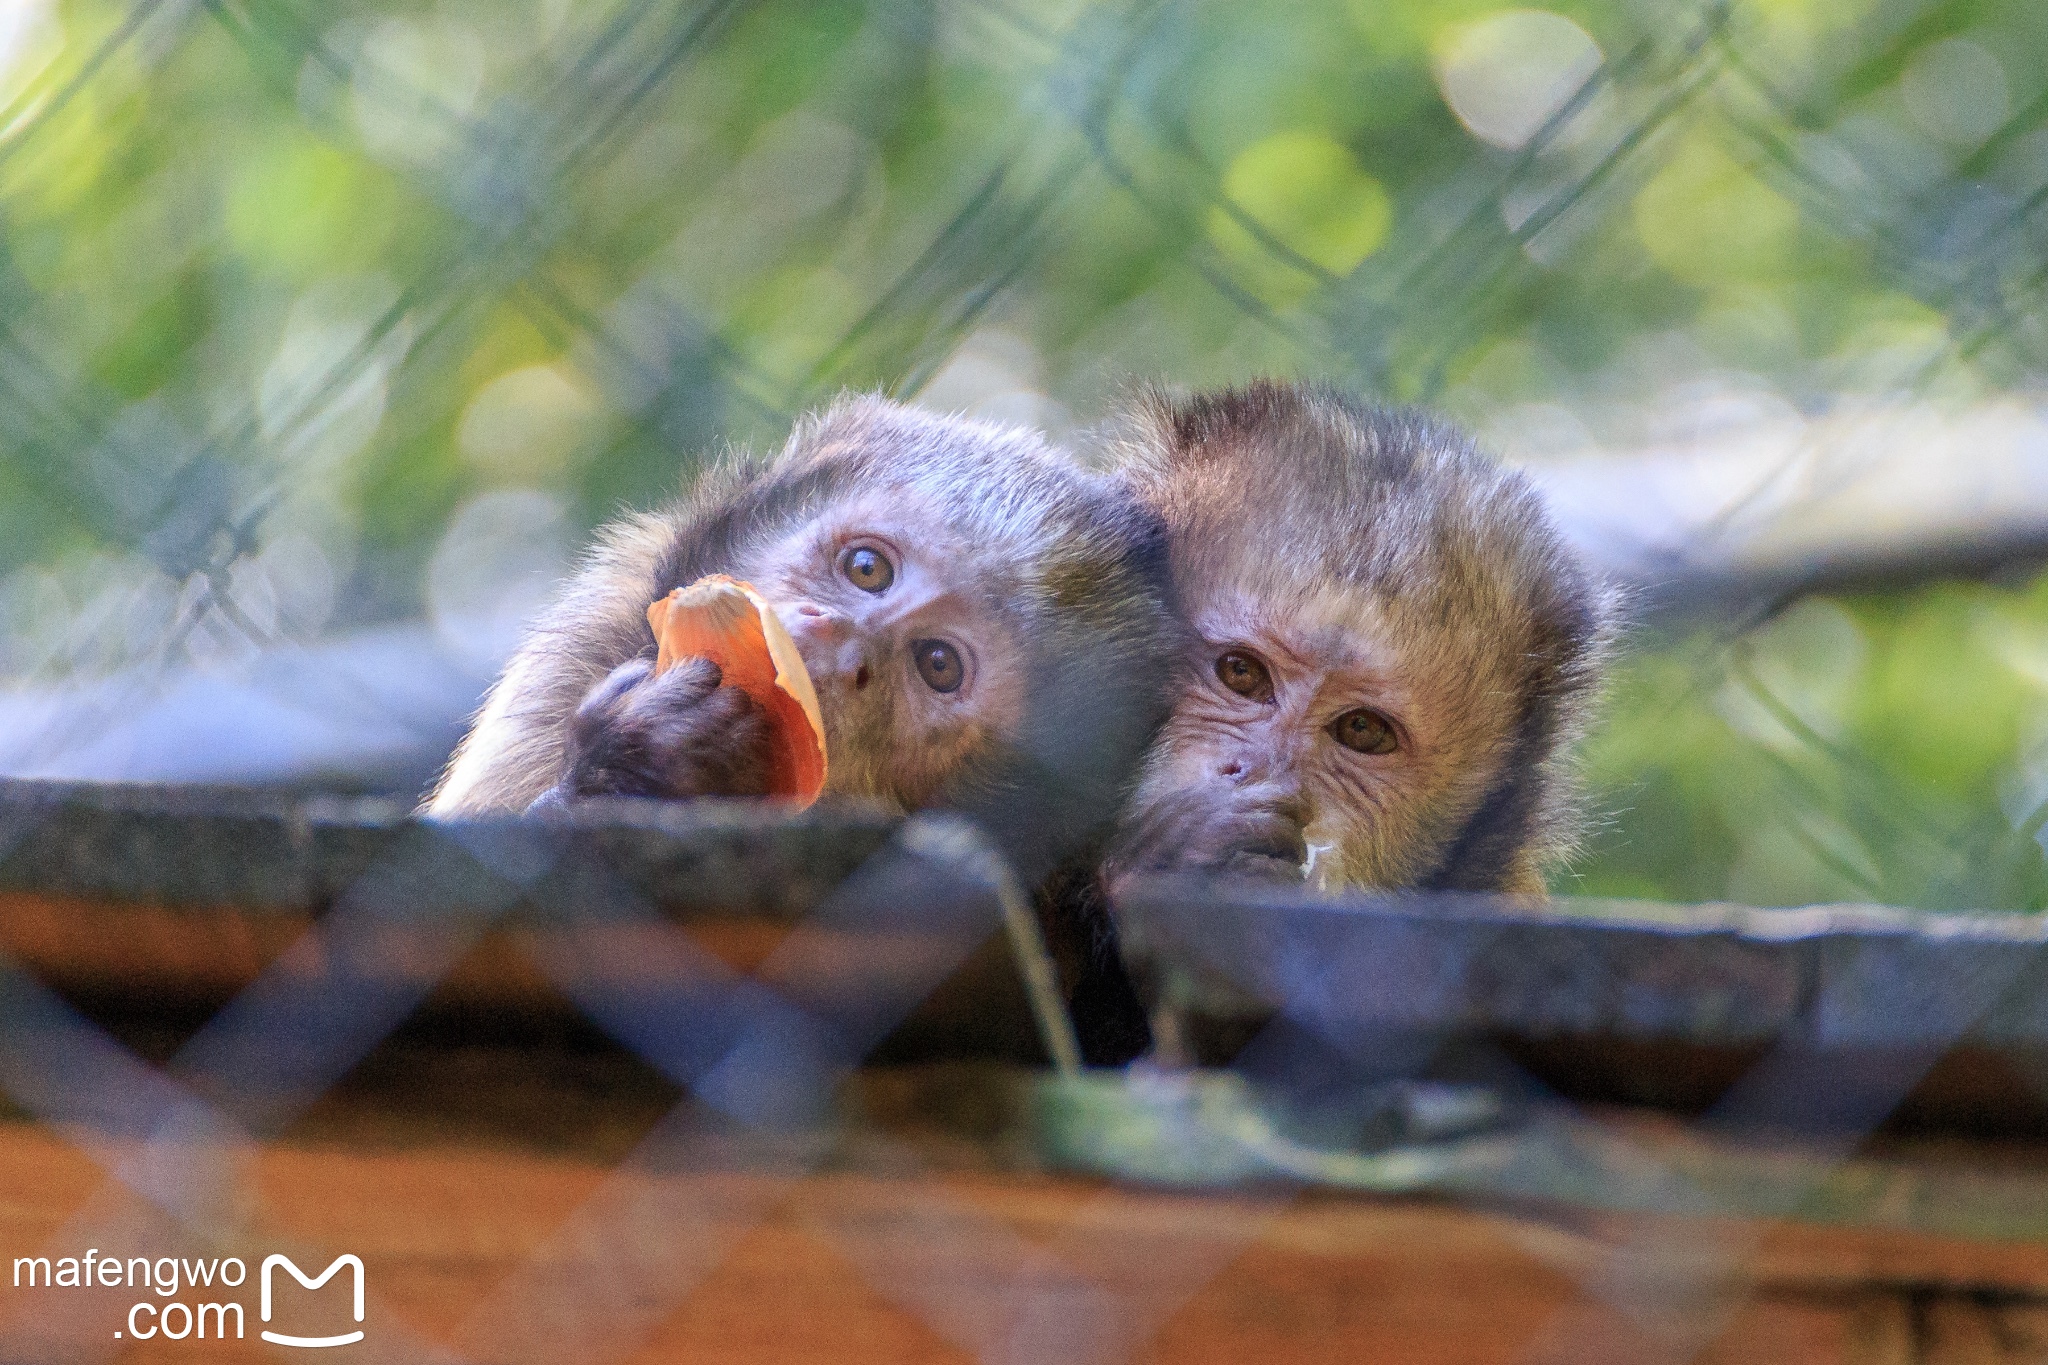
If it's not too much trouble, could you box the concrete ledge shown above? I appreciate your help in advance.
[11,780,2048,1064]
[0,778,900,920]
[1117,877,2048,1050]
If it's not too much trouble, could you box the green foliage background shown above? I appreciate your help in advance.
[4,0,2048,909]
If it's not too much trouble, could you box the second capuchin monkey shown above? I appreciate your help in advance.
[1049,381,1612,1061]
[426,394,1175,884]
[1106,380,1611,891]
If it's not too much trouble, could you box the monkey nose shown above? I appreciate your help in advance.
[1220,759,1297,797]
[781,603,854,649]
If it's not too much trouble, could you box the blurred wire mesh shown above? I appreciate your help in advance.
[1,0,2047,911]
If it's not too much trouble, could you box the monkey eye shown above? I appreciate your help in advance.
[1330,708,1400,755]
[843,545,895,594]
[1215,651,1274,703]
[911,638,965,693]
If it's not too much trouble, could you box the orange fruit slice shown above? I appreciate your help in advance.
[645,575,828,805]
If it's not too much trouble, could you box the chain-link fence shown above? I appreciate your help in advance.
[2,1,2048,1360]
[9,778,2048,1363]
[3,0,2047,913]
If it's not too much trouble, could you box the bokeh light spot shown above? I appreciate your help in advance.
[349,18,487,166]
[1208,131,1391,299]
[1432,9,1603,151]
[1633,138,1798,285]
[1900,37,2010,148]
[458,363,601,484]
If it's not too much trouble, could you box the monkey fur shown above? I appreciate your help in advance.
[426,393,1176,885]
[1056,380,1614,1061]
[1104,380,1611,892]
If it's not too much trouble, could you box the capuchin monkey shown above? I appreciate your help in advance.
[426,394,1175,885]
[1053,380,1613,1062]
[1107,381,1611,891]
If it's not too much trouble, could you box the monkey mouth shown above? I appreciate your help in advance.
[1216,843,1308,880]
[1105,806,1308,883]
[1208,820,1309,881]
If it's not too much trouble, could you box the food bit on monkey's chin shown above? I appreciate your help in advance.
[647,575,828,806]
[1303,825,1341,892]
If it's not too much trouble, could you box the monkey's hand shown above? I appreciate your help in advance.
[558,656,775,800]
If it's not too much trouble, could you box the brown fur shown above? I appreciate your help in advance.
[1039,381,1612,1065]
[1105,379,1613,894]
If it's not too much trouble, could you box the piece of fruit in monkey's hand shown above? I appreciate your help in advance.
[645,575,828,806]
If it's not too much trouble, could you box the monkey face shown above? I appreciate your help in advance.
[734,489,1030,813]
[1088,381,1610,901]
[1107,585,1517,892]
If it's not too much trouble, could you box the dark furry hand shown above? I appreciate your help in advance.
[559,656,774,800]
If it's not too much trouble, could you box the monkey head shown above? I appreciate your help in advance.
[1102,382,1611,896]
[547,393,1176,881]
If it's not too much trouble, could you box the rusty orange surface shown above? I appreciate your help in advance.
[0,1120,2043,1362]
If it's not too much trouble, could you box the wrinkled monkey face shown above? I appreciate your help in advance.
[1107,587,1501,891]
[737,491,1027,811]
